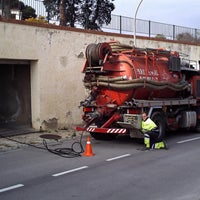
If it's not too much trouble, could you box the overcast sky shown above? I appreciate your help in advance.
[112,0,200,29]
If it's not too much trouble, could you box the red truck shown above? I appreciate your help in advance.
[77,41,200,140]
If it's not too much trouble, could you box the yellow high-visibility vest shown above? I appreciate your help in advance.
[141,117,157,133]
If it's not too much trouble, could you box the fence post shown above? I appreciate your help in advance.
[119,15,122,34]
[195,29,197,43]
[148,20,151,37]
[173,25,175,40]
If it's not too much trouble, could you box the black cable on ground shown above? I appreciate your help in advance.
[0,133,46,150]
[42,133,84,158]
[0,132,85,158]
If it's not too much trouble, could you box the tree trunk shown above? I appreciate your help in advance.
[59,0,67,26]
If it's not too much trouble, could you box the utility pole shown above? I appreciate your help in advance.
[134,0,143,47]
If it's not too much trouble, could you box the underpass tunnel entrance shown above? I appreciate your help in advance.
[0,61,31,130]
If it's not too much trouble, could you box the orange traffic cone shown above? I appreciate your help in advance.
[83,137,95,156]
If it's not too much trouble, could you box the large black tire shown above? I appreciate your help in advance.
[151,111,166,141]
[194,122,200,133]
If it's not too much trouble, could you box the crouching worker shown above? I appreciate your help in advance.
[141,112,168,150]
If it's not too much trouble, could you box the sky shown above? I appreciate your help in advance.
[112,0,200,29]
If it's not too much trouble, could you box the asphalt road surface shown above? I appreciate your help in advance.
[0,131,200,200]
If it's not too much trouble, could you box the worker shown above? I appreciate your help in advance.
[141,112,168,150]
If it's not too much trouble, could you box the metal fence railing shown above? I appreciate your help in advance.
[2,0,200,43]
[102,14,200,42]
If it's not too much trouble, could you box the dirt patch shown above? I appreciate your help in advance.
[0,129,82,152]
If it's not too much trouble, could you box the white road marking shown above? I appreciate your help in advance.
[106,154,131,162]
[177,137,200,144]
[52,166,89,177]
[0,184,24,193]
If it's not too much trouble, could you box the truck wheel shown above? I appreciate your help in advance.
[194,122,200,132]
[90,132,116,140]
[151,112,166,140]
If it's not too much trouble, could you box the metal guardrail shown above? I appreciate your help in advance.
[5,0,200,43]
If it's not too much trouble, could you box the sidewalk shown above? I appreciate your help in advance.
[0,129,81,152]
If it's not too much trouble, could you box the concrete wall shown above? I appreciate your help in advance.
[0,19,200,131]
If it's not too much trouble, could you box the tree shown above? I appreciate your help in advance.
[155,34,166,39]
[176,32,196,43]
[80,0,115,30]
[43,0,60,22]
[11,0,24,10]
[59,0,67,26]
[64,0,81,27]
[11,0,37,20]
[43,0,81,27]
[21,5,37,20]
[43,0,115,29]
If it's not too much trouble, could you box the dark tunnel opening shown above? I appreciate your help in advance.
[0,63,32,135]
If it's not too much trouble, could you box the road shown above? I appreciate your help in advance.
[0,132,200,200]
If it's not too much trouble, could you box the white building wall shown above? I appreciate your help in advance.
[0,20,200,130]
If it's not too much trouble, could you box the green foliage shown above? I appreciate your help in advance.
[22,5,37,20]
[80,0,115,30]
[25,15,48,24]
[10,0,24,9]
[43,0,115,30]
[43,0,81,27]
[176,32,196,43]
[10,0,37,20]
[155,34,166,39]
[43,0,60,19]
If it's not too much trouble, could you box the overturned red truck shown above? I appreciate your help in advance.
[77,41,200,140]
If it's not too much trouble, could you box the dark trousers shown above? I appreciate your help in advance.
[144,130,159,148]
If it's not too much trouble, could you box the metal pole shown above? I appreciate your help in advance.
[134,0,143,47]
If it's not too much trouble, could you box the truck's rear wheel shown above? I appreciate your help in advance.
[151,111,166,140]
[195,121,200,132]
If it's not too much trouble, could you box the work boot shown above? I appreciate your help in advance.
[152,141,169,150]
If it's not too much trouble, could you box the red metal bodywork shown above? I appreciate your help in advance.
[95,53,181,107]
[78,42,200,134]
